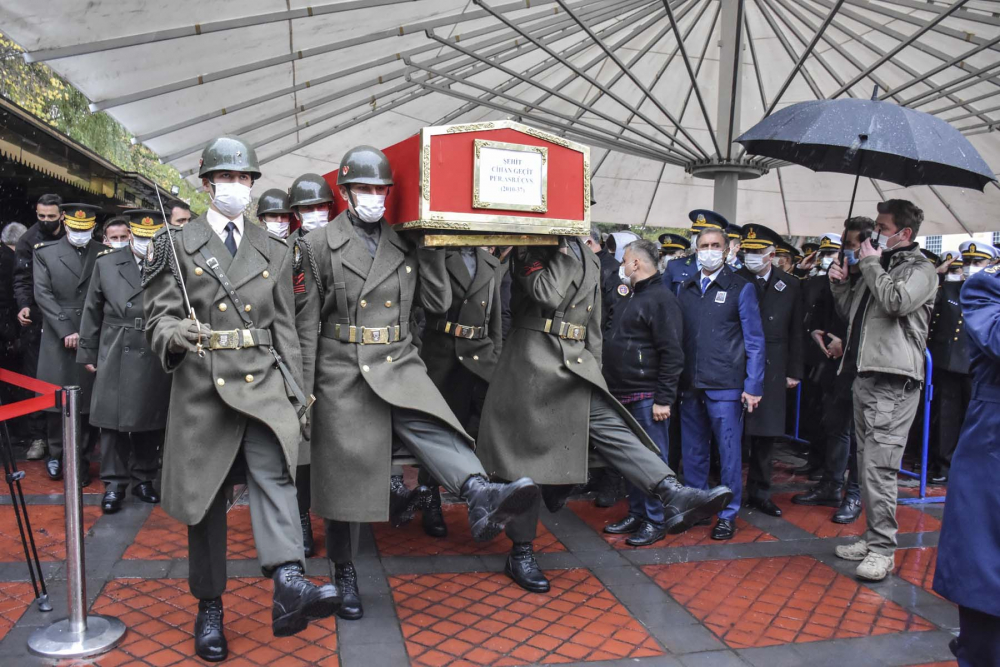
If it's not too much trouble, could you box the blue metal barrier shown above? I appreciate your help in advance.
[784,383,809,446]
[898,349,946,505]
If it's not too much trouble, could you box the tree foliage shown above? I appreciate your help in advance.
[0,32,209,213]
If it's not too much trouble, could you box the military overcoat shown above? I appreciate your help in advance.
[143,217,303,526]
[77,247,171,432]
[297,211,473,523]
[419,248,503,395]
[477,240,659,485]
[289,227,312,465]
[33,237,103,412]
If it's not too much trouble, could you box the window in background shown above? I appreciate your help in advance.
[992,231,1000,246]
[925,235,942,254]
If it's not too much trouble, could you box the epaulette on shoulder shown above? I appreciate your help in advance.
[97,247,120,257]
[34,240,58,250]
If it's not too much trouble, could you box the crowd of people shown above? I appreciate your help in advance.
[0,133,996,664]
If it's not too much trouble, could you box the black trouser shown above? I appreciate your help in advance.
[99,429,161,492]
[820,380,860,497]
[46,413,97,465]
[955,605,1000,667]
[417,373,489,492]
[296,464,310,515]
[745,436,775,502]
[931,369,971,475]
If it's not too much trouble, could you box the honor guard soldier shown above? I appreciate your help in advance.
[478,233,733,592]
[934,262,1000,665]
[662,210,728,295]
[296,145,540,618]
[34,203,104,483]
[736,225,803,517]
[257,189,294,240]
[143,136,340,661]
[417,245,504,537]
[78,213,171,514]
[657,233,690,273]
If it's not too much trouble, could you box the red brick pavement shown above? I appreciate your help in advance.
[0,504,101,562]
[0,581,35,641]
[390,569,663,666]
[895,547,944,599]
[771,492,941,538]
[643,555,936,649]
[568,500,777,549]
[0,460,102,496]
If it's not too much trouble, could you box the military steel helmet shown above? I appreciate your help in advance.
[289,173,334,208]
[257,188,293,217]
[337,145,394,186]
[198,135,261,180]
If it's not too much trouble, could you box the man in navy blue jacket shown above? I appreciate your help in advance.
[663,210,728,295]
[678,224,766,540]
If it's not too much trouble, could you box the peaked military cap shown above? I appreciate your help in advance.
[740,224,782,251]
[960,240,998,261]
[657,233,690,253]
[124,209,165,238]
[938,249,960,266]
[726,223,743,240]
[688,209,729,232]
[920,248,940,264]
[818,233,842,251]
[61,203,101,231]
[775,241,800,258]
[801,241,819,256]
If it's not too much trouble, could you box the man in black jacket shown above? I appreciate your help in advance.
[602,239,684,546]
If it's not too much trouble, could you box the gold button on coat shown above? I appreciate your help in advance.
[218,303,227,312]
[244,304,252,312]
[245,374,254,383]
[216,378,225,386]
[385,301,392,307]
[262,270,270,278]
[473,355,479,361]
[362,365,370,372]
[360,300,367,308]
[481,301,486,306]
[577,358,583,363]
[587,305,593,312]
[405,265,412,273]
[386,356,393,362]
[194,267,204,276]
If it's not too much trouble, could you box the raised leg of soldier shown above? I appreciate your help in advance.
[324,520,363,621]
[242,420,342,636]
[390,407,540,543]
[503,493,549,593]
[295,464,314,557]
[588,394,732,535]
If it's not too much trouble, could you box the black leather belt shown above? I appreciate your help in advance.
[103,315,145,331]
[427,318,485,340]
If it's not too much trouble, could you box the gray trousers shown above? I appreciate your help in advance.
[326,407,486,563]
[853,372,921,556]
[188,420,304,599]
[507,393,673,542]
[100,429,161,492]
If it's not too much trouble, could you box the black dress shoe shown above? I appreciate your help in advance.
[389,475,431,527]
[604,514,642,535]
[711,518,736,540]
[422,486,448,538]
[101,490,124,514]
[45,459,61,481]
[335,562,364,620]
[541,484,576,513]
[194,598,227,662]
[301,512,315,558]
[832,495,862,524]
[653,477,733,535]
[461,476,540,543]
[745,497,782,517]
[594,469,625,507]
[626,522,667,547]
[791,482,842,507]
[505,542,550,593]
[131,481,159,504]
[930,472,948,485]
[271,563,341,636]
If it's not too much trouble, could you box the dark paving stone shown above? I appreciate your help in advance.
[679,649,752,666]
[647,620,727,654]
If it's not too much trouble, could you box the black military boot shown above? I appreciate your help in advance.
[194,597,227,662]
[504,542,550,593]
[422,486,448,538]
[791,481,843,507]
[271,563,342,637]
[462,476,540,542]
[595,469,625,507]
[832,493,862,524]
[335,562,364,620]
[390,475,431,527]
[653,477,733,535]
[301,513,315,558]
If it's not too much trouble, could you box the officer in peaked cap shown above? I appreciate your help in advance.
[773,242,798,275]
[78,210,171,513]
[34,203,104,483]
[802,241,819,257]
[662,210,728,295]
[960,240,998,278]
[657,233,690,273]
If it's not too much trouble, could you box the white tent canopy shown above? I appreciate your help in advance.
[2,0,998,236]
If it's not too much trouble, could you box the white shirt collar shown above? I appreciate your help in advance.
[206,208,244,239]
[756,267,772,283]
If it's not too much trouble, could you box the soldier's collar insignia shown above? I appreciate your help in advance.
[617,284,630,296]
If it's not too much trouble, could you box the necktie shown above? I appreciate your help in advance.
[224,222,237,256]
[758,276,767,291]
[701,276,710,294]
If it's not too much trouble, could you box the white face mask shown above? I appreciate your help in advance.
[299,210,329,232]
[107,240,129,250]
[266,221,290,238]
[871,228,904,251]
[697,248,725,272]
[353,193,386,224]
[131,237,150,258]
[744,252,771,273]
[945,272,963,282]
[211,182,253,219]
[963,265,983,278]
[618,263,635,286]
[67,229,92,247]
[820,256,835,270]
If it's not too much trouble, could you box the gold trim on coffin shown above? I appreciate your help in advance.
[421,234,559,248]
[472,139,548,213]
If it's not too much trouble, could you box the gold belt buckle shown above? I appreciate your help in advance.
[210,329,242,350]
[562,324,585,341]
[361,326,390,345]
[454,325,475,339]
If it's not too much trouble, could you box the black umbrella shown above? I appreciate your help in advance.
[736,87,997,218]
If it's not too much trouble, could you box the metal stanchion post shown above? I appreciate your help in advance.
[28,387,126,658]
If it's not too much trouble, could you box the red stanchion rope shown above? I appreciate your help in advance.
[0,369,60,421]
